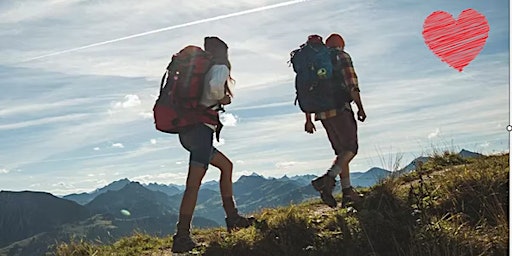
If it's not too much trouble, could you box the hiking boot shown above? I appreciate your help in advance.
[320,191,337,208]
[341,186,363,208]
[311,174,337,208]
[311,174,336,191]
[226,214,256,232]
[171,233,198,253]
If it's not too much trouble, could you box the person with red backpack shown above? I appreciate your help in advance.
[167,37,255,253]
[307,33,367,208]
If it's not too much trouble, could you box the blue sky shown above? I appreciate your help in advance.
[0,0,509,195]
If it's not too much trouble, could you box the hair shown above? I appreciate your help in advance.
[204,36,235,96]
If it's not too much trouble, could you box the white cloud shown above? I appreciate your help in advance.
[428,128,441,139]
[213,138,226,147]
[140,112,153,119]
[112,143,124,148]
[150,139,157,144]
[0,169,10,174]
[0,98,97,118]
[52,182,75,189]
[95,179,107,185]
[93,147,100,151]
[0,0,82,24]
[0,113,90,131]
[113,94,141,109]
[220,113,238,127]
[131,171,187,184]
[276,161,297,169]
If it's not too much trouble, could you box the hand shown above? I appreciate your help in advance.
[305,120,316,134]
[219,95,231,105]
[357,109,366,122]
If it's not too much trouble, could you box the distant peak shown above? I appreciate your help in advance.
[366,167,391,174]
[458,149,484,158]
[236,173,266,183]
[367,167,388,171]
[113,178,131,184]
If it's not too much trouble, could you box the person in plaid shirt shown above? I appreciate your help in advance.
[308,33,367,208]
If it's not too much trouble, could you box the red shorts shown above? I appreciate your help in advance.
[320,110,358,155]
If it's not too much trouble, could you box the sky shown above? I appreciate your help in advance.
[0,0,509,196]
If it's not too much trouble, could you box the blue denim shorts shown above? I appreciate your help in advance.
[178,124,218,170]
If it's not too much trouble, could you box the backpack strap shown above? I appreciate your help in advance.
[160,70,168,92]
[207,103,225,112]
[329,48,345,84]
[328,49,353,105]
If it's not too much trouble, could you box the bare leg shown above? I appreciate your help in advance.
[176,165,207,234]
[210,151,255,232]
[210,151,237,217]
[335,151,361,204]
[335,151,356,188]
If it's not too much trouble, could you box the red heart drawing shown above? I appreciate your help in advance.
[422,9,489,72]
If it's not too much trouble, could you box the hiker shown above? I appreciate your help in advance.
[171,36,255,253]
[307,33,367,208]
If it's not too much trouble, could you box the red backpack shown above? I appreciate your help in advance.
[153,45,218,134]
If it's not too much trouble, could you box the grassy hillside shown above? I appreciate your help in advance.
[50,152,509,256]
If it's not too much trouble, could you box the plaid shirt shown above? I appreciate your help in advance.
[315,49,359,120]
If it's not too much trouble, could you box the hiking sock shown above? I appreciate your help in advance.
[176,214,193,236]
[327,164,342,178]
[340,179,352,190]
[222,196,238,218]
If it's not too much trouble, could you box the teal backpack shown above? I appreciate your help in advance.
[290,35,336,113]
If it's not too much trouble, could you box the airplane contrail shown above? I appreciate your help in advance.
[24,0,311,62]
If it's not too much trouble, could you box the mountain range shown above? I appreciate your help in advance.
[0,149,484,255]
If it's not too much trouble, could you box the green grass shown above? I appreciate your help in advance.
[50,153,509,256]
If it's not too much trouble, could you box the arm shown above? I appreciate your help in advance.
[340,52,366,122]
[208,65,231,104]
[350,90,365,121]
[304,112,316,134]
